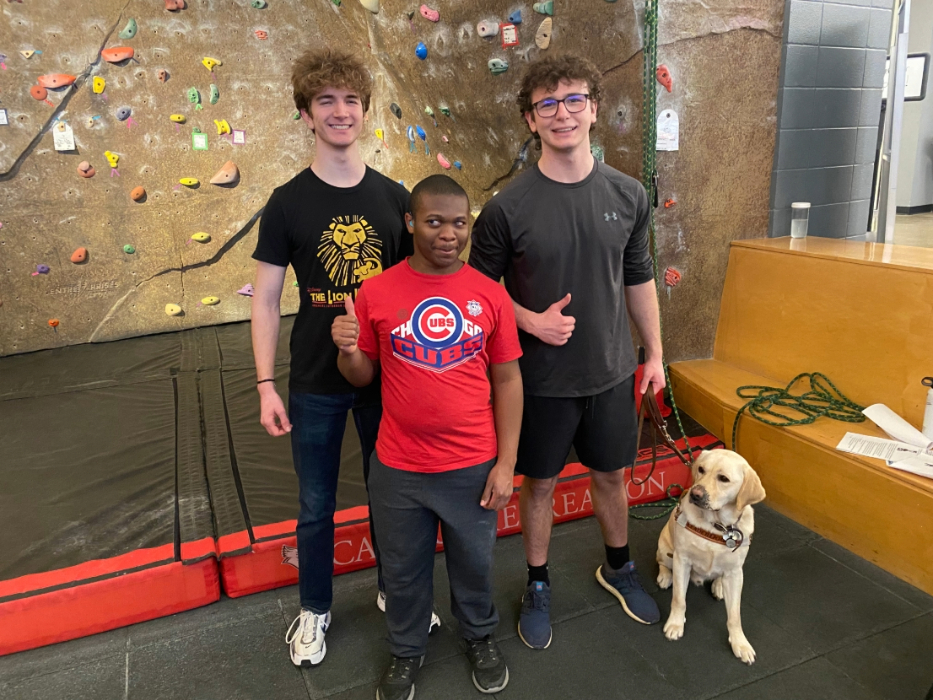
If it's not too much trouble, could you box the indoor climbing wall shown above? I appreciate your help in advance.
[0,0,782,359]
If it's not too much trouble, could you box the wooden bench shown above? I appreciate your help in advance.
[669,237,933,595]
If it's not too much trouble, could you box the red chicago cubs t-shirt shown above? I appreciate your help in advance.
[355,260,522,473]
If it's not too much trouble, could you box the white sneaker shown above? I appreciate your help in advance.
[285,609,331,667]
[377,591,442,635]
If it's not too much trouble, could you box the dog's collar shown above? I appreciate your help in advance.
[674,506,750,551]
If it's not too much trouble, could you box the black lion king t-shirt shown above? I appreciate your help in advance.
[252,166,412,395]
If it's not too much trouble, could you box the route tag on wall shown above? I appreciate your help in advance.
[0,109,8,126]
[501,23,519,47]
[192,129,209,151]
[232,129,246,145]
[656,110,679,151]
[53,121,76,151]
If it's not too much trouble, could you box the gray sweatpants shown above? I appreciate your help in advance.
[368,452,500,658]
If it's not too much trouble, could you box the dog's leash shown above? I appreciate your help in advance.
[628,390,692,521]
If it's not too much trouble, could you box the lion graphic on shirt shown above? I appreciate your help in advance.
[317,215,384,287]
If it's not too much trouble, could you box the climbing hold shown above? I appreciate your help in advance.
[508,9,522,23]
[488,58,509,75]
[533,1,554,15]
[20,50,35,59]
[590,144,605,162]
[390,103,402,119]
[77,161,96,178]
[130,186,146,201]
[92,77,106,94]
[123,244,136,254]
[453,160,462,170]
[407,126,416,153]
[30,85,48,101]
[406,10,415,20]
[102,47,135,63]
[425,106,435,118]
[202,57,222,73]
[255,30,269,40]
[664,267,682,287]
[439,106,451,118]
[210,161,239,185]
[292,111,301,120]
[477,21,499,38]
[35,264,51,275]
[419,4,439,21]
[237,284,254,297]
[535,17,552,49]
[115,106,132,121]
[105,151,120,168]
[170,114,186,123]
[293,281,300,287]
[441,135,449,143]
[214,119,231,135]
[415,125,426,141]
[119,18,138,39]
[179,177,199,186]
[48,319,60,328]
[359,0,379,13]
[656,64,673,93]
[187,87,200,104]
[158,69,169,83]
[664,198,676,208]
[70,247,88,263]
[38,74,76,88]
[201,296,220,306]
[415,42,428,60]
[375,128,388,148]
[165,0,186,10]
[251,0,267,6]
[436,152,451,169]
[209,84,219,104]
[190,232,211,243]
[165,304,183,316]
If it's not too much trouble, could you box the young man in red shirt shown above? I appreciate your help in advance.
[332,175,524,700]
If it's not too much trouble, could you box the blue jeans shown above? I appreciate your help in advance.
[289,391,383,614]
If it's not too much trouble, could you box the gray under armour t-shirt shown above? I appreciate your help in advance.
[469,159,654,398]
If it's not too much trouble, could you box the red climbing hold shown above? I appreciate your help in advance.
[664,267,682,287]
[664,198,676,208]
[30,85,48,101]
[37,74,77,88]
[656,65,673,93]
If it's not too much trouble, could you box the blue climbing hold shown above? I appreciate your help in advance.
[415,42,428,60]
[508,9,522,23]
[415,125,426,141]
[453,160,462,170]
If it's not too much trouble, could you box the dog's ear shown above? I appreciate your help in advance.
[735,465,766,511]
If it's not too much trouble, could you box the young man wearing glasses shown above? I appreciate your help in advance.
[469,54,665,650]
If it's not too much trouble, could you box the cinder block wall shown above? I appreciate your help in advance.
[769,0,894,238]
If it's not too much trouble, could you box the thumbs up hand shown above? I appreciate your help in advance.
[530,293,576,346]
[331,295,360,355]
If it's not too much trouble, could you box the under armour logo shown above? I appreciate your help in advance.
[604,212,618,221]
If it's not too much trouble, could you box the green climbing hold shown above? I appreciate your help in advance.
[439,106,451,117]
[187,87,200,104]
[209,84,219,105]
[123,245,136,254]
[119,18,138,40]
[488,58,509,75]
[292,281,299,287]
[590,144,605,162]
[533,1,554,15]
[251,0,267,7]
[293,111,301,120]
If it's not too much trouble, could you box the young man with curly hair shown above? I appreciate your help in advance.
[250,47,439,668]
[469,54,665,649]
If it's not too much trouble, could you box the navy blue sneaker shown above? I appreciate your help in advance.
[518,581,552,649]
[596,561,660,625]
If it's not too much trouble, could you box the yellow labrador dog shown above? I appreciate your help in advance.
[656,449,766,664]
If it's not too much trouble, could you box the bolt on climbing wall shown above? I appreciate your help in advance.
[0,0,782,359]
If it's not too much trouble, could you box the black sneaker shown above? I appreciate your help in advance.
[465,636,509,694]
[376,655,423,700]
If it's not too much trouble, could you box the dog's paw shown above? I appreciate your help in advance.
[730,635,756,665]
[711,578,724,600]
[657,567,672,590]
[663,617,684,641]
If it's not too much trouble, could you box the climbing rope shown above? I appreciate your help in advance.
[731,373,866,451]
[640,0,693,456]
[629,484,684,520]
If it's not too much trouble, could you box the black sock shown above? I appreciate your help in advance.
[527,562,549,586]
[605,544,630,571]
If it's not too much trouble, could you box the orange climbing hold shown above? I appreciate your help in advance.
[656,64,673,93]
[48,319,60,328]
[165,0,186,10]
[37,74,77,88]
[664,198,676,208]
[664,267,682,287]
[29,85,48,101]
[70,247,88,263]
[77,161,96,178]
[209,161,239,185]
[101,47,135,63]
[130,186,146,201]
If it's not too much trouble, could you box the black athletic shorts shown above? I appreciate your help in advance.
[515,373,638,480]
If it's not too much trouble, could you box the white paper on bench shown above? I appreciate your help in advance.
[862,404,933,451]
[836,433,933,480]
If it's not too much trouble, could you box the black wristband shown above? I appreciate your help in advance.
[257,378,276,386]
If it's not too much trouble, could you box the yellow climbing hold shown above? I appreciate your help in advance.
[190,232,211,243]
[201,296,220,306]
[179,177,199,186]
[202,57,222,72]
[105,151,119,168]
[359,0,379,13]
[170,114,186,123]
[214,119,231,135]
[92,77,106,94]
[375,128,385,141]
[165,304,183,316]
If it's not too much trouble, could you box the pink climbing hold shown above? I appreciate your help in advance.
[436,153,451,170]
[419,4,439,21]
[237,284,254,297]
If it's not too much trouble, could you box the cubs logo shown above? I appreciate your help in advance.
[391,296,485,372]
[317,215,384,287]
